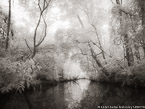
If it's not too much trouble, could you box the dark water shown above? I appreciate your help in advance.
[1,79,145,109]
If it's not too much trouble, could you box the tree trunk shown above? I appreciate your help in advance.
[134,43,141,61]
[116,0,134,66]
[143,46,145,57]
[138,0,145,57]
[32,47,36,58]
[6,0,11,50]
[88,43,108,76]
[124,34,134,66]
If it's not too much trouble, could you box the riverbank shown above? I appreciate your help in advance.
[0,75,145,97]
[0,77,87,95]
[91,60,145,88]
[1,58,145,95]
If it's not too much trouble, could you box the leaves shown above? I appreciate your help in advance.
[0,84,13,93]
[15,82,25,93]
[0,57,41,93]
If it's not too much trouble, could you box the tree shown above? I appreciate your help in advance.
[78,0,107,61]
[6,0,11,50]
[54,0,111,76]
[111,0,134,66]
[25,0,52,58]
[136,0,145,57]
[0,9,7,49]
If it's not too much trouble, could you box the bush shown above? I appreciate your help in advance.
[36,54,59,81]
[0,57,41,93]
[93,59,145,88]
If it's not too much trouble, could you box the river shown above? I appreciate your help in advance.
[0,79,145,109]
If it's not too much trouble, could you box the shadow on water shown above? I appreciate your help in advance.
[1,79,145,109]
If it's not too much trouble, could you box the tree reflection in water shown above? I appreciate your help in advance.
[1,80,145,109]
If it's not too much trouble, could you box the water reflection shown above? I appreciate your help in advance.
[1,80,145,109]
[64,80,90,109]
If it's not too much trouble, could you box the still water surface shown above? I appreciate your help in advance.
[1,79,145,109]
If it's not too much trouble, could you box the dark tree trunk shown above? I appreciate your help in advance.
[134,43,141,61]
[32,47,36,58]
[6,0,11,50]
[143,46,145,57]
[124,34,134,66]
[138,0,145,57]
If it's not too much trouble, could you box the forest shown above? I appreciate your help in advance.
[0,0,145,107]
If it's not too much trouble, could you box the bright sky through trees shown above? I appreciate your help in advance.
[0,0,112,45]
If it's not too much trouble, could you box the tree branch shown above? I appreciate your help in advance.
[77,15,84,28]
[32,0,52,58]
[25,39,33,53]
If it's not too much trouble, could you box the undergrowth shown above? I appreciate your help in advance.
[92,59,145,88]
[0,57,41,93]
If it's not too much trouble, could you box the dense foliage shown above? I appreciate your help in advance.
[0,57,41,93]
[1,0,145,94]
